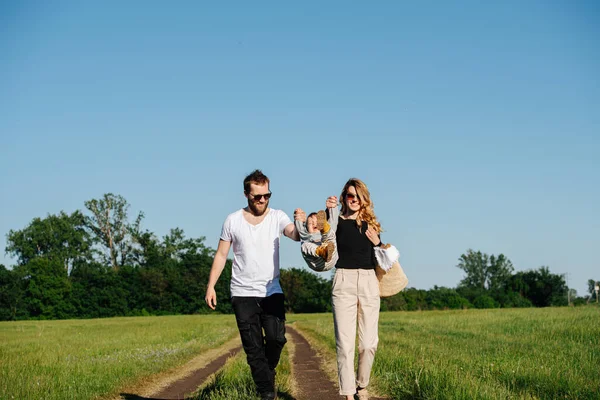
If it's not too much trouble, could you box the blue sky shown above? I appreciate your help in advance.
[1,1,598,296]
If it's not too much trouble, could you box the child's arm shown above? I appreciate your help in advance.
[294,219,312,242]
[327,205,340,232]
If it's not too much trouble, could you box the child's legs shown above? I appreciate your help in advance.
[322,231,338,269]
[301,241,319,257]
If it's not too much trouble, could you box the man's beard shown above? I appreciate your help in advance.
[248,199,269,216]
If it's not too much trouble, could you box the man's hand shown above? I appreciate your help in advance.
[294,208,306,223]
[205,286,217,310]
[326,196,338,209]
[205,239,230,310]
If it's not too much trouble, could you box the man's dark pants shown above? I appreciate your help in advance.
[231,293,287,396]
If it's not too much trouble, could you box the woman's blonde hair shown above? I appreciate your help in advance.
[340,178,382,233]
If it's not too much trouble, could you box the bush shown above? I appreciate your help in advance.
[381,293,408,311]
[473,295,499,309]
[427,286,472,310]
[495,291,533,308]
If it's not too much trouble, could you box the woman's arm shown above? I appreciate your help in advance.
[366,225,382,246]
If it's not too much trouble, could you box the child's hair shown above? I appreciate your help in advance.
[307,212,318,220]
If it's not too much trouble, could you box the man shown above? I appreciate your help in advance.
[205,169,300,400]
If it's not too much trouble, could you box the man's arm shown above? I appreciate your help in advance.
[283,222,300,241]
[282,209,304,242]
[205,239,232,310]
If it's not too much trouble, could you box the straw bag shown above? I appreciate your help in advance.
[374,244,408,297]
[375,261,408,297]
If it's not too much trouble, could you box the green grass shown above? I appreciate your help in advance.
[0,315,238,400]
[3,308,599,399]
[290,307,600,399]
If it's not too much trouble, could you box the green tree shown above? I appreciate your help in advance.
[472,294,499,309]
[426,286,472,310]
[518,267,568,307]
[84,193,144,270]
[70,261,129,318]
[161,228,207,261]
[399,288,429,311]
[457,249,488,290]
[18,258,74,319]
[170,236,220,314]
[381,292,408,311]
[488,254,514,292]
[455,286,487,305]
[0,265,26,320]
[508,272,528,297]
[587,279,599,302]
[132,228,216,314]
[457,249,514,292]
[568,288,578,304]
[493,290,533,308]
[6,211,91,273]
[280,268,332,313]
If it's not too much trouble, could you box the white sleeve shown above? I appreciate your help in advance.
[278,210,293,235]
[374,245,400,271]
[220,216,232,242]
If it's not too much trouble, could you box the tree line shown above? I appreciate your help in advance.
[0,194,597,320]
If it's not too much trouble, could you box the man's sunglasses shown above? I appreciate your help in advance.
[248,192,272,201]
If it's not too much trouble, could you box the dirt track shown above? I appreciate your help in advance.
[287,327,342,400]
[117,325,386,400]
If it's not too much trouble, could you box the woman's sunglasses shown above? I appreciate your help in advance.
[248,192,272,201]
[345,193,359,201]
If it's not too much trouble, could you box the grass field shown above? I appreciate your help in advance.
[1,307,598,399]
[0,315,239,400]
[291,307,600,399]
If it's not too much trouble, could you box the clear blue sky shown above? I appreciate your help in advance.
[1,1,598,296]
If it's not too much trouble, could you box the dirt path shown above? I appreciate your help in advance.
[150,345,241,399]
[288,326,387,400]
[286,326,341,400]
[117,325,386,400]
[115,337,241,400]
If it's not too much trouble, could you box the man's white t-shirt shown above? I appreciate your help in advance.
[220,208,292,297]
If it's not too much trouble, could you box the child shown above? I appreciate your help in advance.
[295,207,339,272]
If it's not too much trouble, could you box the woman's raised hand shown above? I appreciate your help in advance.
[366,226,381,246]
[294,208,306,222]
[326,196,338,209]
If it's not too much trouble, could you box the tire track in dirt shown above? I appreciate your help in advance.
[150,345,241,399]
[287,326,341,400]
[116,337,241,400]
[288,326,388,400]
[118,326,386,400]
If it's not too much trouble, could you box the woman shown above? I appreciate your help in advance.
[294,178,383,399]
[326,178,383,400]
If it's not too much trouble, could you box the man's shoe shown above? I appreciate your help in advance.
[316,210,330,234]
[315,242,334,262]
[261,392,277,400]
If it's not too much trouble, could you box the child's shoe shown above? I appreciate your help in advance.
[316,210,330,234]
[315,241,335,262]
